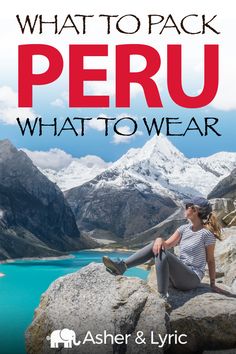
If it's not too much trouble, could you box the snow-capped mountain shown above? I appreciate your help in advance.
[64,135,236,239]
[38,156,111,191]
[27,134,236,199]
[92,134,236,200]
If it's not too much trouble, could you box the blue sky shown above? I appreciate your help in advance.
[0,88,235,162]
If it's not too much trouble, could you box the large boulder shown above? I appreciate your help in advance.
[210,198,236,222]
[222,209,236,227]
[168,289,236,354]
[25,263,168,354]
[148,266,236,353]
[224,260,236,294]
[26,263,236,354]
[214,233,236,275]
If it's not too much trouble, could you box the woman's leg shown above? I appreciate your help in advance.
[103,241,155,275]
[155,249,201,295]
[124,241,155,268]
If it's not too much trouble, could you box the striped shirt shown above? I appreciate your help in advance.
[177,223,216,280]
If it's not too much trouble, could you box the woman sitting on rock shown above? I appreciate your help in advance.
[103,196,226,301]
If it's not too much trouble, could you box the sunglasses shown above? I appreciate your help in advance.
[185,203,195,210]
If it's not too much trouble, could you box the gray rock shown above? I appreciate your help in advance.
[25,263,167,354]
[214,233,236,274]
[148,266,236,353]
[169,289,236,353]
[222,210,236,227]
[26,263,236,354]
[203,350,236,354]
[208,168,236,199]
[210,198,236,221]
[224,260,236,294]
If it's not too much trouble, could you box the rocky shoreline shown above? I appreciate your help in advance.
[0,246,137,265]
[88,246,137,252]
[0,248,147,278]
[0,254,75,265]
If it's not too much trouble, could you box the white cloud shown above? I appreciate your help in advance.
[88,114,109,131]
[21,148,74,171]
[61,91,69,102]
[50,91,69,108]
[112,125,143,144]
[51,98,65,108]
[0,86,36,125]
[88,113,143,141]
[117,113,138,121]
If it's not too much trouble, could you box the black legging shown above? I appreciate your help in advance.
[124,241,200,295]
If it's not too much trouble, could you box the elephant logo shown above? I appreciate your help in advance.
[46,328,81,348]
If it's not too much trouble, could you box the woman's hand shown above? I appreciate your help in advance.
[152,237,165,255]
[210,284,231,295]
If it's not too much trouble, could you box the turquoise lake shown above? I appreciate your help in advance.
[0,250,149,354]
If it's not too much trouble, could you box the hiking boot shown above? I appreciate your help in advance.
[159,294,168,302]
[102,256,127,275]
[158,292,169,302]
[158,292,172,312]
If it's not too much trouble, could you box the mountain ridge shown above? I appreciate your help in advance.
[64,135,236,240]
[5,136,236,245]
[0,139,97,260]
[31,135,236,197]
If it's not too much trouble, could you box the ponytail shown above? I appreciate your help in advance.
[203,211,222,240]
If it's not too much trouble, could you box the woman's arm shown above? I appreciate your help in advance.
[206,243,230,295]
[152,230,181,255]
[206,244,216,286]
[164,230,181,248]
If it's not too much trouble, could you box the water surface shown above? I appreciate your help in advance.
[0,250,149,354]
